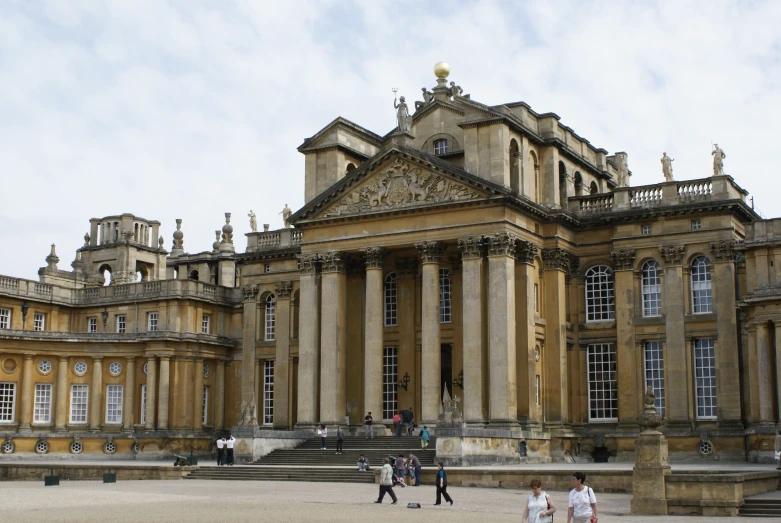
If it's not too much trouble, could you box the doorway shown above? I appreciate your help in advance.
[441,344,452,400]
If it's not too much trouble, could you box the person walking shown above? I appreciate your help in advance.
[567,472,598,523]
[408,453,422,486]
[319,424,327,450]
[434,462,453,506]
[522,478,556,523]
[364,411,374,440]
[336,425,344,455]
[374,458,398,505]
[403,406,414,435]
[225,434,235,466]
[393,412,401,437]
[216,436,225,466]
[419,426,430,450]
[774,428,781,470]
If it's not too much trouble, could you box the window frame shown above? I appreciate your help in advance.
[585,265,615,322]
[88,317,97,333]
[33,383,52,423]
[382,346,398,421]
[263,360,274,425]
[691,256,713,314]
[384,273,397,327]
[641,224,651,236]
[0,308,10,329]
[643,341,666,418]
[691,219,701,231]
[694,338,717,420]
[535,375,540,406]
[116,315,126,334]
[641,260,662,318]
[439,268,452,324]
[140,384,147,425]
[201,314,211,334]
[533,283,539,313]
[0,382,17,423]
[105,384,123,425]
[433,139,449,155]
[586,343,618,422]
[148,312,158,332]
[202,386,209,426]
[69,384,89,424]
[33,312,45,332]
[265,294,276,341]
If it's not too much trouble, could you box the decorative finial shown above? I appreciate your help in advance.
[213,230,221,252]
[220,213,235,252]
[45,244,59,270]
[434,61,450,79]
[171,219,184,256]
[636,385,663,432]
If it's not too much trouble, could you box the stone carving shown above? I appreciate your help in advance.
[171,219,184,255]
[158,235,164,249]
[610,249,636,271]
[516,240,539,265]
[712,144,726,175]
[322,158,480,218]
[248,210,257,232]
[213,231,221,252]
[364,247,385,270]
[636,386,663,432]
[241,284,258,302]
[542,248,572,273]
[320,251,346,273]
[710,239,737,261]
[615,153,629,187]
[438,383,463,423]
[659,246,685,266]
[415,240,443,264]
[220,213,234,247]
[415,88,434,110]
[457,235,483,259]
[393,95,412,132]
[661,153,674,182]
[238,394,258,426]
[274,281,293,299]
[297,253,320,274]
[448,81,463,98]
[279,205,292,228]
[487,232,516,257]
[83,233,90,246]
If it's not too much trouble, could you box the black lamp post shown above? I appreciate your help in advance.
[453,369,464,390]
[21,302,30,330]
[101,307,109,329]
[396,372,410,391]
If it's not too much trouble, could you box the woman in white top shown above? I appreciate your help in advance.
[567,472,598,523]
[522,478,556,523]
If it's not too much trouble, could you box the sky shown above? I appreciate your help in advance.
[2,0,781,280]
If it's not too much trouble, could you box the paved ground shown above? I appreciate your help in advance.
[1,478,779,523]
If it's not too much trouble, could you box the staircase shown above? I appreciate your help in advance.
[739,497,781,517]
[185,466,375,483]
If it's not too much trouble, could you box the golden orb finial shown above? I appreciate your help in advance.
[434,61,450,79]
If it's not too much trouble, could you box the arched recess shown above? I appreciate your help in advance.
[345,163,356,174]
[188,269,199,281]
[98,264,113,286]
[529,150,540,202]
[590,181,598,195]
[422,133,461,155]
[136,261,152,283]
[559,161,568,205]
[510,139,520,193]
[574,172,584,196]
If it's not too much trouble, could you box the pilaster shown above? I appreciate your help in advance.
[157,356,170,430]
[415,240,443,424]
[18,355,34,433]
[274,281,293,429]
[660,246,689,429]
[193,358,204,431]
[215,360,225,430]
[516,240,539,428]
[89,356,103,432]
[54,356,68,432]
[612,249,639,428]
[144,356,157,430]
[541,248,570,427]
[319,251,347,425]
[364,248,385,424]
[241,284,259,408]
[122,356,136,432]
[296,253,320,427]
[458,236,484,422]
[756,323,774,424]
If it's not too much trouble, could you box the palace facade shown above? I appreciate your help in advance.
[1,64,780,463]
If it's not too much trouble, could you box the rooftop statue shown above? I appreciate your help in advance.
[279,204,292,228]
[393,91,412,133]
[415,87,434,110]
[248,210,257,232]
[712,143,726,175]
[661,152,674,182]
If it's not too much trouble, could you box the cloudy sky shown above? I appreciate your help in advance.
[2,0,781,279]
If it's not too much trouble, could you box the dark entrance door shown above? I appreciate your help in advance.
[441,344,452,400]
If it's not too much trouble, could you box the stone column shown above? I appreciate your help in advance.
[274,281,293,429]
[122,356,136,431]
[516,240,539,427]
[89,356,103,432]
[541,248,571,426]
[710,242,742,428]
[487,233,518,423]
[458,236,484,422]
[215,360,226,430]
[775,323,781,423]
[297,254,320,427]
[364,248,385,425]
[319,251,347,425]
[18,355,34,433]
[157,356,170,430]
[660,246,688,428]
[240,284,258,410]
[193,358,204,430]
[54,356,68,432]
[612,249,639,427]
[416,241,443,424]
[145,356,157,430]
[756,323,774,424]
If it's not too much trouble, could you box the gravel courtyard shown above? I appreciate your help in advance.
[0,478,778,522]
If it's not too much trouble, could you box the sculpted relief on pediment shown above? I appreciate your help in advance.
[322,158,480,218]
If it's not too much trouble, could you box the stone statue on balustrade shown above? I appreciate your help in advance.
[83,232,90,246]
[712,143,726,175]
[615,153,629,187]
[248,210,257,232]
[415,88,434,110]
[393,94,412,133]
[279,204,292,228]
[661,152,674,182]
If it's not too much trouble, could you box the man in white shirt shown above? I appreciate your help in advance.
[216,437,225,466]
[226,435,236,466]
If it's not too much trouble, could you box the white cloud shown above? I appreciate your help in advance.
[1,0,780,279]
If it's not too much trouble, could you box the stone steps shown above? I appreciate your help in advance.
[185,466,375,483]
[739,499,781,517]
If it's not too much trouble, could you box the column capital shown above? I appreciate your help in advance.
[659,245,685,266]
[58,356,69,363]
[274,281,293,298]
[297,253,320,274]
[124,355,136,363]
[241,283,259,301]
[394,258,417,278]
[542,248,573,272]
[159,355,171,362]
[487,233,516,257]
[447,254,462,274]
[321,251,346,273]
[516,240,539,265]
[710,239,738,261]
[23,354,34,361]
[92,356,104,362]
[610,248,636,271]
[363,247,386,270]
[415,240,443,264]
[457,235,484,260]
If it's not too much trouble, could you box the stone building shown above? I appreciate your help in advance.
[0,64,779,463]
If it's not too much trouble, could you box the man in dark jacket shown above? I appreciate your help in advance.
[435,462,453,506]
[408,453,422,486]
[402,407,414,435]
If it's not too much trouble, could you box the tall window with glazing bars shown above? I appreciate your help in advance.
[439,269,452,323]
[585,266,614,322]
[263,360,274,425]
[641,261,662,317]
[265,294,276,341]
[384,273,397,327]
[691,256,713,314]
[382,347,398,420]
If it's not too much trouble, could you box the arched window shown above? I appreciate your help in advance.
[384,273,397,327]
[439,269,452,323]
[345,163,356,174]
[641,261,662,317]
[590,181,599,194]
[510,139,520,193]
[559,161,568,205]
[434,139,449,155]
[265,294,276,341]
[585,265,614,322]
[574,172,584,196]
[189,270,199,281]
[691,256,712,314]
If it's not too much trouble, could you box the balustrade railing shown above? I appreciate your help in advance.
[577,194,614,213]
[630,186,662,207]
[257,232,281,248]
[677,180,712,201]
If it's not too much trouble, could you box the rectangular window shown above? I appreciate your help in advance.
[262,361,274,425]
[33,383,52,423]
[0,308,10,329]
[643,341,666,418]
[105,384,123,424]
[116,315,126,333]
[140,384,147,424]
[694,338,717,419]
[434,139,449,155]
[535,375,540,406]
[641,224,651,236]
[0,382,16,422]
[264,264,271,273]
[691,219,701,230]
[533,284,539,313]
[384,275,397,327]
[439,269,452,323]
[202,314,210,334]
[202,386,209,426]
[70,384,88,424]
[148,312,158,332]
[88,317,97,333]
[265,299,276,341]
[382,347,398,420]
[587,343,618,421]
[33,313,45,331]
